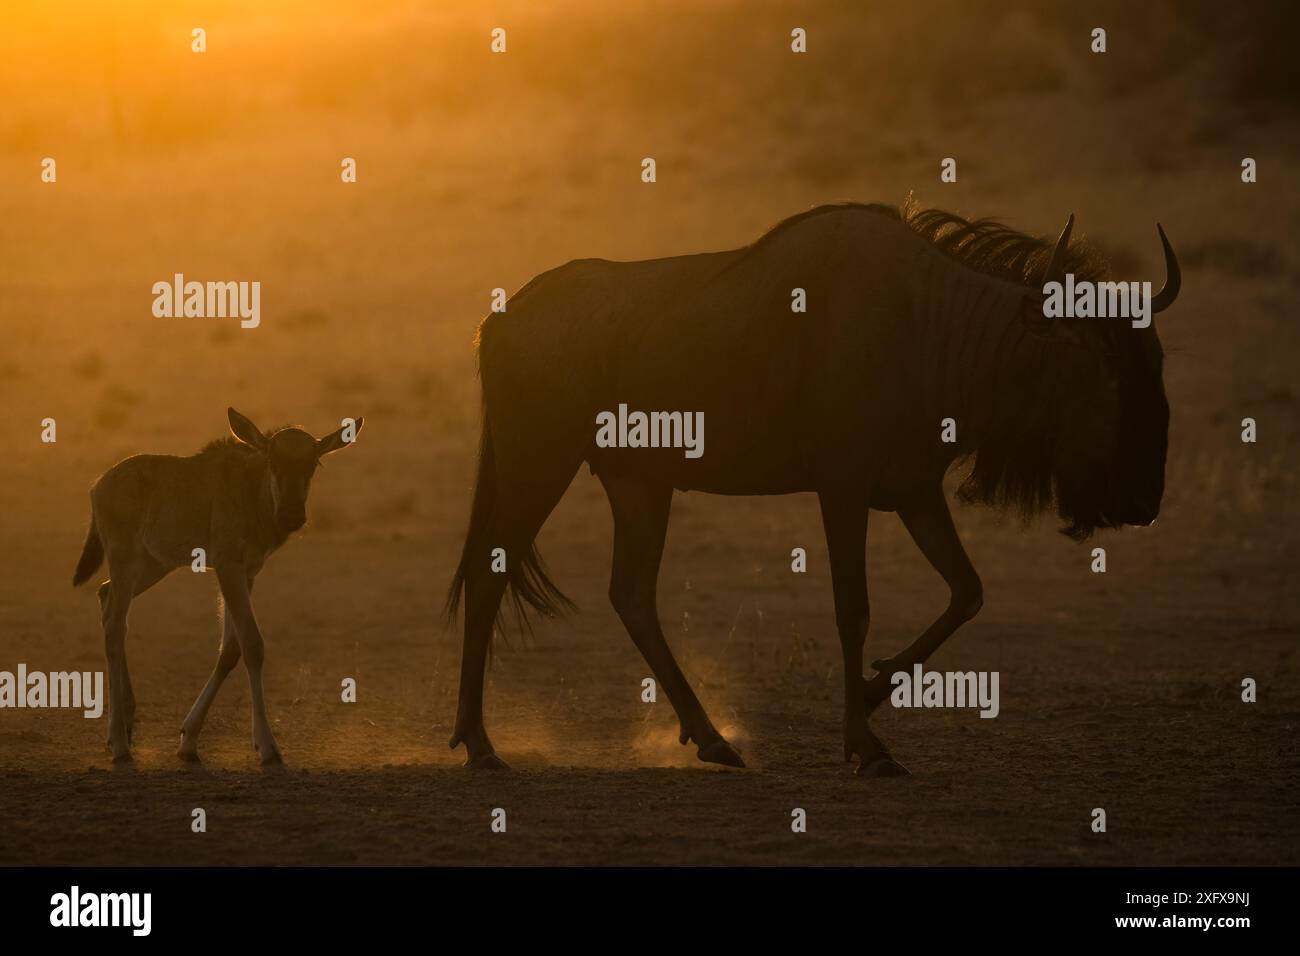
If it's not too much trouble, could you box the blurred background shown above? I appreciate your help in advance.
[0,0,1295,865]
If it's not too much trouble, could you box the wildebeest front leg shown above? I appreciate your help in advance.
[215,565,282,765]
[818,488,905,776]
[863,484,983,716]
[178,586,248,761]
[600,472,743,768]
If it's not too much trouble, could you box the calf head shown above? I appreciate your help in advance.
[227,407,364,532]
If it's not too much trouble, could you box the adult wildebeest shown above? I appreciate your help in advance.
[446,200,1179,775]
[72,408,363,764]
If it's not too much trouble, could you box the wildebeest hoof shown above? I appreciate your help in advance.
[257,743,284,765]
[465,752,510,770]
[856,756,910,778]
[177,742,201,763]
[110,748,133,765]
[697,738,746,768]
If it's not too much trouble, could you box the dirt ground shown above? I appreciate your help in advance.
[0,0,1297,866]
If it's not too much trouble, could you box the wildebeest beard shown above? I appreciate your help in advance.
[943,328,1122,541]
[948,349,1120,542]
[956,427,1116,541]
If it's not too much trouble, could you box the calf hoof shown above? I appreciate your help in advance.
[110,747,133,765]
[697,738,746,768]
[465,752,511,770]
[177,741,201,763]
[257,743,284,766]
[856,756,910,778]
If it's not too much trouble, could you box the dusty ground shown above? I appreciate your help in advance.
[0,0,1297,865]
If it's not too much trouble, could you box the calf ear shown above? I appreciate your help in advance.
[317,416,363,457]
[228,407,269,451]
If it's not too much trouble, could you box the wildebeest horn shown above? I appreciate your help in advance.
[1042,213,1075,285]
[1150,223,1180,314]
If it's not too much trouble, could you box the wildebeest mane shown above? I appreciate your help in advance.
[749,199,1108,288]
[898,199,1108,288]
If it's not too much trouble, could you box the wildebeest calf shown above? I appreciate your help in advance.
[72,408,363,764]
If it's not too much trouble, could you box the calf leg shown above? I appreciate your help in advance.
[600,471,742,767]
[863,484,983,716]
[101,577,135,763]
[215,566,281,765]
[178,589,247,761]
[96,583,114,746]
[97,556,166,760]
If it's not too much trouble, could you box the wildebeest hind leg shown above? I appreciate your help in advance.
[599,471,744,768]
[452,446,582,769]
[453,568,511,768]
[863,484,983,718]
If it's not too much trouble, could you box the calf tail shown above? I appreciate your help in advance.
[72,513,104,587]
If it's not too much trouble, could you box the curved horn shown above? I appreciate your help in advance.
[1150,222,1180,314]
[1042,213,1075,285]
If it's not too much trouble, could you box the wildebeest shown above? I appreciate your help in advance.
[72,408,363,763]
[446,200,1178,775]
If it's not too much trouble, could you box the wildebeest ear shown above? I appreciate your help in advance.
[317,416,363,457]
[228,407,269,451]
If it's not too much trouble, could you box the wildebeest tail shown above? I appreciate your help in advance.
[72,513,104,587]
[444,412,575,631]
